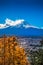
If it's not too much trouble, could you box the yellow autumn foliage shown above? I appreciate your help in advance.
[0,36,30,65]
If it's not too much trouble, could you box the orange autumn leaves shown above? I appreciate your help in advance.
[0,36,30,65]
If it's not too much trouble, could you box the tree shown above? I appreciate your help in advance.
[0,36,30,65]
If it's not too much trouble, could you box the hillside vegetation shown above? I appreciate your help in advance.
[0,35,30,65]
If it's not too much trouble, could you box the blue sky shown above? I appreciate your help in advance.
[0,0,43,27]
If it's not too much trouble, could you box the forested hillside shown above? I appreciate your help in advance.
[0,35,30,65]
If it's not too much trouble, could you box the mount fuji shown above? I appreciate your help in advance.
[0,18,43,37]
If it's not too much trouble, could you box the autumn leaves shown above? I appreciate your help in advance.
[0,36,30,65]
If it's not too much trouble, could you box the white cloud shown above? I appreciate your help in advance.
[0,24,9,29]
[5,18,24,26]
[0,18,24,29]
[23,24,41,29]
[0,18,43,30]
[41,27,43,29]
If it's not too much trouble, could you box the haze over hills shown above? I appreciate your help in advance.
[0,18,43,37]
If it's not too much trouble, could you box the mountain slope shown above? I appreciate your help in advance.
[0,26,43,37]
[0,18,43,37]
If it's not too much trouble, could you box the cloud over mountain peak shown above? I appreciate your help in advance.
[0,18,43,29]
[0,18,24,29]
[5,18,24,26]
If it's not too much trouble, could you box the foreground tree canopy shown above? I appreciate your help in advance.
[0,35,30,65]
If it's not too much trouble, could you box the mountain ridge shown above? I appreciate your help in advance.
[0,18,43,37]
